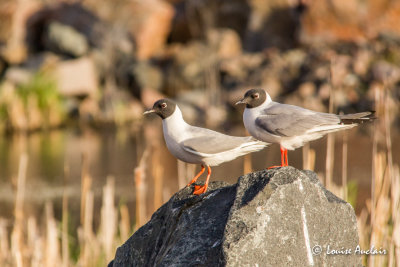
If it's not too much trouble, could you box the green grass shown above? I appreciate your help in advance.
[347,180,358,209]
[0,71,66,132]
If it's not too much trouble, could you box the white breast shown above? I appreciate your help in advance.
[161,108,203,164]
[243,100,273,142]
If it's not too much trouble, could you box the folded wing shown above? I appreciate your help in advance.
[255,103,340,137]
[182,134,256,155]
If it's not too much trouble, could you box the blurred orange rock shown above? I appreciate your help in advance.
[79,97,100,120]
[130,0,174,60]
[0,0,15,43]
[54,57,98,97]
[298,82,315,98]
[245,0,301,50]
[300,0,366,43]
[0,0,41,64]
[141,88,165,109]
[353,49,372,76]
[207,28,242,59]
[367,0,400,39]
[300,0,400,43]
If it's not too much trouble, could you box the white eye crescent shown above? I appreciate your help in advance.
[252,93,259,99]
[161,103,167,108]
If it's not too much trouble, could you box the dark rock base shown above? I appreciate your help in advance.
[110,167,361,267]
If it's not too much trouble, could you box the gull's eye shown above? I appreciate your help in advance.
[160,103,167,109]
[251,93,259,99]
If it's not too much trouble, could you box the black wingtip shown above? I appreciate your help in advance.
[339,111,377,124]
[366,111,377,122]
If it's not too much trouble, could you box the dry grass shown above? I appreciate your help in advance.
[319,65,398,266]
[0,152,135,267]
[321,83,398,267]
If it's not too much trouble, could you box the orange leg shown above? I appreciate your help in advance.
[268,146,288,169]
[280,146,285,166]
[193,166,211,195]
[187,165,205,186]
[284,148,288,166]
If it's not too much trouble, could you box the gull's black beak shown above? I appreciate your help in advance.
[235,98,246,105]
[143,109,156,115]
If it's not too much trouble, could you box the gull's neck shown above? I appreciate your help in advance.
[265,92,272,104]
[162,106,189,141]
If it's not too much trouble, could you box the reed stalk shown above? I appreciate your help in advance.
[383,85,398,267]
[357,208,369,253]
[62,164,69,267]
[45,202,60,267]
[177,161,188,190]
[134,166,146,231]
[100,176,117,262]
[391,166,400,267]
[243,154,252,174]
[80,153,93,226]
[371,84,382,229]
[177,160,196,190]
[0,219,10,265]
[326,60,336,188]
[342,131,348,201]
[152,146,164,211]
[325,123,335,188]
[11,153,28,267]
[14,153,28,223]
[135,149,149,230]
[27,216,41,267]
[384,87,394,188]
[302,143,315,171]
[119,204,131,242]
[78,189,95,266]
[367,83,393,266]
[369,151,391,267]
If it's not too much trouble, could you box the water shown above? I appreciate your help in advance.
[0,122,397,227]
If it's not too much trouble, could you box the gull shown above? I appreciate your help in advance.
[144,98,268,195]
[236,88,375,167]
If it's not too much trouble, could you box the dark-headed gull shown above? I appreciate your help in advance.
[144,98,268,195]
[236,88,375,168]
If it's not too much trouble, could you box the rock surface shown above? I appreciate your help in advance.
[54,57,98,97]
[45,21,89,57]
[109,167,361,267]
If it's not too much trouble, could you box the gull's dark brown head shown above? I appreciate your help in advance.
[235,89,267,108]
[143,98,176,119]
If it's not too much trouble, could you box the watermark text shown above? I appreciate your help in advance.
[311,245,387,256]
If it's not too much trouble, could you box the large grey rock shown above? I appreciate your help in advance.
[45,21,89,57]
[110,167,361,267]
[54,57,98,97]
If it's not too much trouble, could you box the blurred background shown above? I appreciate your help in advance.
[0,0,399,266]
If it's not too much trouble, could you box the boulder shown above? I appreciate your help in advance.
[130,0,174,60]
[300,0,400,43]
[44,21,89,57]
[0,0,40,64]
[244,0,303,51]
[132,61,163,93]
[4,67,33,85]
[167,0,250,43]
[165,42,217,93]
[109,167,361,267]
[0,0,15,43]
[25,2,103,52]
[54,57,98,97]
[207,28,242,59]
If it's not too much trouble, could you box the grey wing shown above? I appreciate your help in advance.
[182,128,253,154]
[256,103,340,137]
